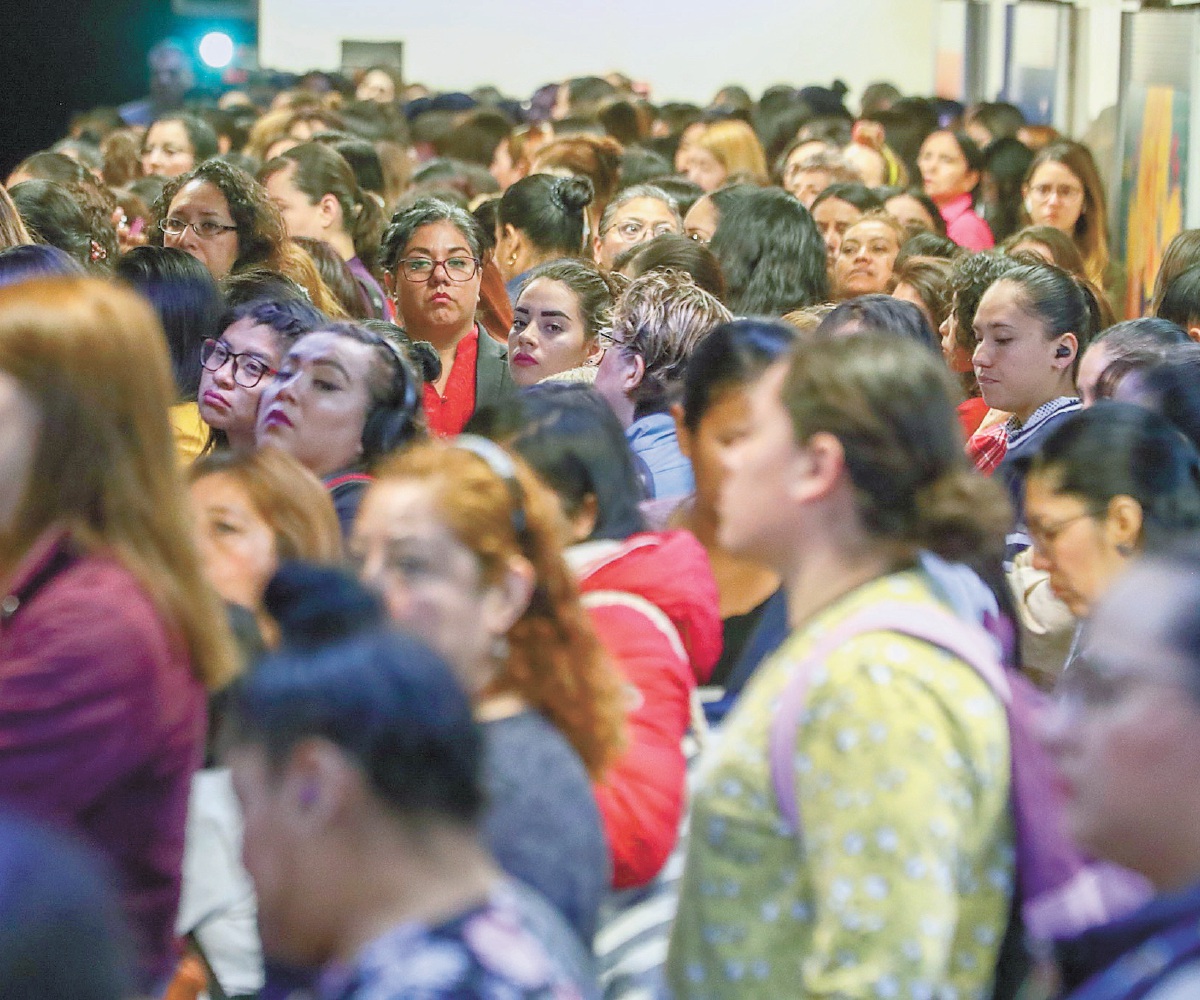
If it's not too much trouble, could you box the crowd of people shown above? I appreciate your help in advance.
[4,44,1200,1000]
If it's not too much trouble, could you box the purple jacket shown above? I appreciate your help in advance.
[0,530,206,989]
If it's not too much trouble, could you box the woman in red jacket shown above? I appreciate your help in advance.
[0,277,237,992]
[508,383,723,889]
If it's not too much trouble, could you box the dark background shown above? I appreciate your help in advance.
[0,0,220,174]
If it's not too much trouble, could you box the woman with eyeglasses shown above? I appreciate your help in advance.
[1021,403,1200,644]
[155,160,289,281]
[197,297,326,454]
[1020,142,1115,300]
[351,438,626,945]
[380,198,513,436]
[1038,546,1200,999]
[255,321,429,536]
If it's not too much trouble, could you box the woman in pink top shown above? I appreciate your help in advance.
[918,129,995,251]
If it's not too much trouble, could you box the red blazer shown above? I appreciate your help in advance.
[0,529,206,990]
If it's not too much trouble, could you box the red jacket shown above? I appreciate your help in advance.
[0,530,206,990]
[570,531,722,889]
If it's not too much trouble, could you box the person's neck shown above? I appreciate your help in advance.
[1013,384,1076,426]
[781,528,898,631]
[677,499,780,617]
[331,825,499,966]
[226,425,258,453]
[327,230,356,262]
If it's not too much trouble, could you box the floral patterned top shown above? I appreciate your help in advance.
[318,881,598,1000]
[667,569,1014,999]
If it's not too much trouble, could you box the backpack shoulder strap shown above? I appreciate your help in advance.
[769,601,1005,836]
[325,472,375,494]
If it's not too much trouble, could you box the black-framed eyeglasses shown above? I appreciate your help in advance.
[396,256,480,283]
[160,218,238,239]
[200,339,277,388]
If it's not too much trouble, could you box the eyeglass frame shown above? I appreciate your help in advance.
[1027,183,1084,203]
[200,338,279,388]
[394,256,482,283]
[159,218,239,239]
[603,219,680,244]
[1026,508,1102,553]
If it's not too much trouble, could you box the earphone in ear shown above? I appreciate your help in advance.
[1056,345,1072,358]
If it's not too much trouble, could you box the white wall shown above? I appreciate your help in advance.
[259,0,938,107]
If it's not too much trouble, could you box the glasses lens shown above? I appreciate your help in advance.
[233,357,269,388]
[402,259,433,281]
[200,339,226,370]
[446,257,476,280]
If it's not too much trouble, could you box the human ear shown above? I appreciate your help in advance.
[283,738,359,830]
[623,352,646,394]
[1187,324,1200,344]
[319,193,340,229]
[789,430,847,504]
[671,402,691,459]
[583,336,604,368]
[1105,495,1144,556]
[1055,333,1079,369]
[482,555,536,640]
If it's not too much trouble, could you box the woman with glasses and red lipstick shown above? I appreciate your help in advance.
[196,297,326,453]
[380,199,513,436]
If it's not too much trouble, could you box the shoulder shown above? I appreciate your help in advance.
[5,550,172,653]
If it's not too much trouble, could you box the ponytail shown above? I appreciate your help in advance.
[261,141,383,270]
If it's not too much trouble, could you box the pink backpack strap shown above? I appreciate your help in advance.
[769,601,1006,836]
[325,472,375,493]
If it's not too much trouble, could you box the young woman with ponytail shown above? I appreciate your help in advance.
[667,333,1017,998]
[260,142,391,319]
[967,260,1102,512]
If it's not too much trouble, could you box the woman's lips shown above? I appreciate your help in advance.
[511,352,537,367]
[201,390,229,410]
[262,408,294,429]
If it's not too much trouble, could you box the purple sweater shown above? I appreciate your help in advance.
[0,530,206,989]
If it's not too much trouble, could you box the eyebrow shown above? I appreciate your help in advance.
[405,245,472,256]
[537,310,570,319]
[307,357,352,379]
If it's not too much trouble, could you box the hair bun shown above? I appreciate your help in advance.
[408,339,442,383]
[554,176,595,214]
[264,561,385,649]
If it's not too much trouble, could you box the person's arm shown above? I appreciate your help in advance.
[587,600,692,889]
[0,564,166,823]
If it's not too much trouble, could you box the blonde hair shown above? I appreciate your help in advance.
[374,442,626,778]
[0,185,31,248]
[613,269,734,416]
[0,278,237,689]
[188,447,343,564]
[696,120,769,185]
[279,240,350,319]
